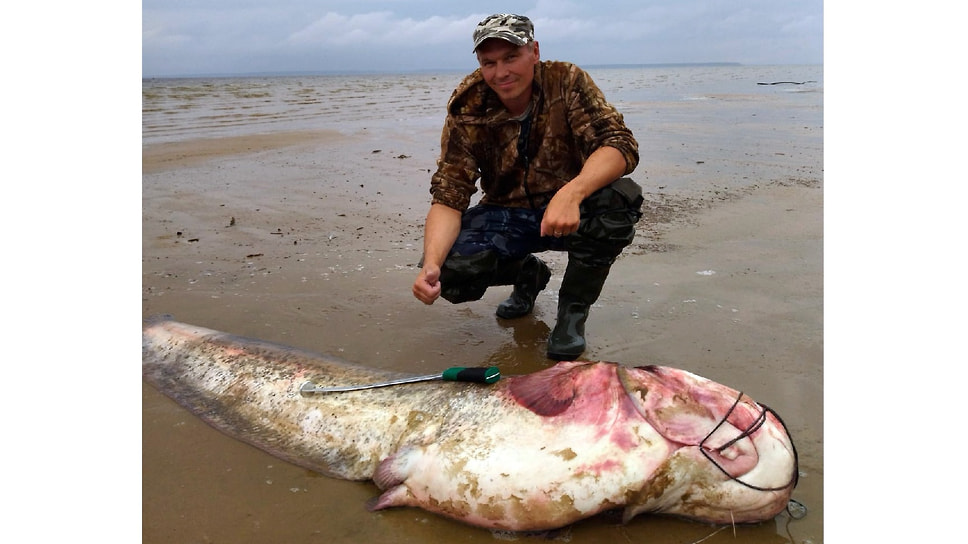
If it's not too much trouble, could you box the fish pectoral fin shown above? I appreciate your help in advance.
[366,484,414,511]
[373,447,421,490]
[373,455,403,490]
[370,448,423,510]
[507,362,587,416]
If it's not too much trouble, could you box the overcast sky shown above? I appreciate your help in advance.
[142,0,822,77]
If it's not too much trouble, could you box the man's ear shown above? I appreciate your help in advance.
[532,41,540,62]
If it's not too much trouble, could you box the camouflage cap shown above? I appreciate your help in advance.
[472,13,535,52]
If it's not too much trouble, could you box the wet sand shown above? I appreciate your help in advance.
[143,124,822,542]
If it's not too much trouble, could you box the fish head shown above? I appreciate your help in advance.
[617,365,799,524]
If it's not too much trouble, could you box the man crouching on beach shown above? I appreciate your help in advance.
[412,13,644,361]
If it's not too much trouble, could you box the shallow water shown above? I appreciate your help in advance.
[143,64,822,193]
[142,72,465,145]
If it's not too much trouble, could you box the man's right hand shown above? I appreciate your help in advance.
[413,264,442,304]
[414,203,462,305]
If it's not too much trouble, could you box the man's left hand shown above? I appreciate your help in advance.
[540,186,581,238]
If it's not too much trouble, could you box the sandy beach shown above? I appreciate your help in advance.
[142,69,823,543]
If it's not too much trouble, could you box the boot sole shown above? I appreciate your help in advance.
[547,347,584,361]
[496,306,531,319]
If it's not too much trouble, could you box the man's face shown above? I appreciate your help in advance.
[475,39,540,113]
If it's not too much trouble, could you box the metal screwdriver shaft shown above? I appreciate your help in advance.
[299,366,501,394]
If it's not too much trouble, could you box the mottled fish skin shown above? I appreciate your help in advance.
[142,317,798,531]
[142,316,430,479]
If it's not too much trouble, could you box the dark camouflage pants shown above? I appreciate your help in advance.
[439,177,643,303]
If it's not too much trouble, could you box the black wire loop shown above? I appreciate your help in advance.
[698,391,800,492]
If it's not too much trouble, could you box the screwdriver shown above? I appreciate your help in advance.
[299,366,501,394]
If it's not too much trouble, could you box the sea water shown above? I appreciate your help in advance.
[142,64,823,192]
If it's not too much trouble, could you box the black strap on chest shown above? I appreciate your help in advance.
[517,110,537,209]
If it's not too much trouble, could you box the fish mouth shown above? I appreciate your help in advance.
[615,364,801,524]
[618,364,800,492]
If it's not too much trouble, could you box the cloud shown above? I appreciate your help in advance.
[142,1,823,77]
[287,11,477,47]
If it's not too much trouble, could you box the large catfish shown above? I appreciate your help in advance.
[142,317,798,531]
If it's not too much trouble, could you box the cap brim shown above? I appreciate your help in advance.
[472,35,529,52]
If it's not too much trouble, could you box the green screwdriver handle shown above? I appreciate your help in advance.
[441,366,501,384]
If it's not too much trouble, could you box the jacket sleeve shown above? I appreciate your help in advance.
[429,112,480,212]
[565,66,639,175]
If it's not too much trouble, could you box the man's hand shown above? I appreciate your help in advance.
[540,185,582,238]
[540,146,628,238]
[413,264,443,304]
[413,203,462,305]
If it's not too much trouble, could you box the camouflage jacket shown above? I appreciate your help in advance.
[430,60,639,211]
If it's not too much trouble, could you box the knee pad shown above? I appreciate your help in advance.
[569,178,643,265]
[439,250,499,304]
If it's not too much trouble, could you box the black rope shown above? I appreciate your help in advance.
[697,391,800,492]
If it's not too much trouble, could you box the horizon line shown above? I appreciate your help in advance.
[142,61,821,80]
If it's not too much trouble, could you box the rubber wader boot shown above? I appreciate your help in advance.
[547,260,611,360]
[495,255,552,319]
